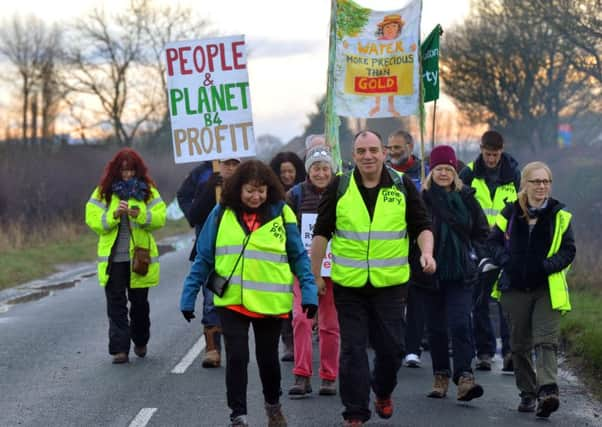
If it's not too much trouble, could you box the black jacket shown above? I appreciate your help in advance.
[487,198,576,292]
[410,186,489,289]
[459,152,521,197]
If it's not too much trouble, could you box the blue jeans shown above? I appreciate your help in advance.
[202,285,220,327]
[472,271,510,357]
[423,280,474,384]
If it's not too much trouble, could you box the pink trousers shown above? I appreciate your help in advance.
[292,277,340,380]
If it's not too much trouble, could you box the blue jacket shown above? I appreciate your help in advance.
[180,200,318,312]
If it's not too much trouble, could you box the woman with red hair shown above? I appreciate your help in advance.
[85,148,166,364]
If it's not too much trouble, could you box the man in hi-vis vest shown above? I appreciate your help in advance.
[310,130,436,426]
[459,130,521,373]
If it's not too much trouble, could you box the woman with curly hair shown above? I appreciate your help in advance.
[269,151,306,191]
[85,148,166,364]
[180,159,318,427]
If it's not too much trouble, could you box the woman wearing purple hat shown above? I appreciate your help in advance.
[411,145,489,402]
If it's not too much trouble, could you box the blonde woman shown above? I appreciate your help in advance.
[487,161,575,417]
[411,145,489,401]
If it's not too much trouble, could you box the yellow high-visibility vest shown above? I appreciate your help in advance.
[331,170,409,287]
[467,162,518,227]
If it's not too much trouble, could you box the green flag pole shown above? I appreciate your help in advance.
[325,0,342,172]
[431,99,437,150]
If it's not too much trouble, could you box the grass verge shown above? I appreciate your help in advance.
[560,289,602,400]
[0,219,191,291]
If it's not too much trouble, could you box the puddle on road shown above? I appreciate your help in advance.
[5,290,51,305]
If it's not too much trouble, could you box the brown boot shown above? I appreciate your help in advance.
[427,374,449,398]
[202,325,221,368]
[457,373,484,401]
[265,402,287,427]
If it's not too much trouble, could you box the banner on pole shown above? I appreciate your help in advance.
[332,0,422,118]
[421,25,442,103]
[164,35,255,164]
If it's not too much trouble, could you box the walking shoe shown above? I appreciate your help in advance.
[518,394,536,412]
[265,402,287,427]
[536,392,559,418]
[202,325,221,368]
[475,354,492,371]
[134,345,147,358]
[319,379,337,396]
[374,396,393,419]
[229,415,249,427]
[112,352,129,364]
[427,374,449,398]
[457,373,484,401]
[403,353,422,368]
[281,344,294,362]
[502,353,514,374]
[288,375,312,397]
[343,420,363,427]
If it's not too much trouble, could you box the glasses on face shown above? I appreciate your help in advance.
[528,179,552,186]
[386,145,405,151]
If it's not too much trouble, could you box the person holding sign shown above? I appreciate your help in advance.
[180,160,318,427]
[85,148,166,364]
[310,130,435,426]
[286,146,340,398]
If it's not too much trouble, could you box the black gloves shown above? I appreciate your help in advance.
[302,304,318,319]
[207,172,224,187]
[182,310,196,322]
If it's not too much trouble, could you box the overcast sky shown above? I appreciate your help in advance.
[3,0,470,142]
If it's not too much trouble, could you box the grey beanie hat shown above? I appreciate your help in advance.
[305,145,333,172]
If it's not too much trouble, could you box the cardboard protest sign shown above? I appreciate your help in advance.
[301,213,332,277]
[165,35,255,163]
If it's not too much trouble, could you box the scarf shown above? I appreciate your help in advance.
[111,178,148,201]
[429,184,471,281]
[527,198,549,218]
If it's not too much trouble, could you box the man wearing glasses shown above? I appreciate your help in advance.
[459,130,521,373]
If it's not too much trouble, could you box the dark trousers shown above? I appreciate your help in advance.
[472,271,511,357]
[404,284,426,355]
[217,308,283,419]
[104,262,150,354]
[422,280,473,384]
[334,284,405,423]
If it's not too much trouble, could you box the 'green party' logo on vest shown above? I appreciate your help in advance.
[269,222,285,242]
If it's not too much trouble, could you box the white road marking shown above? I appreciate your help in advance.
[171,336,205,374]
[129,408,157,427]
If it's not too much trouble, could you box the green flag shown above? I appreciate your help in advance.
[421,25,442,103]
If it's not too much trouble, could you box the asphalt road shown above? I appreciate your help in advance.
[1,234,600,427]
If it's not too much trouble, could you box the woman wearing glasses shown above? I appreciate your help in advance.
[488,161,576,418]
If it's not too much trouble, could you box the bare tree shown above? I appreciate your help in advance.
[66,5,158,146]
[442,0,594,151]
[0,16,46,143]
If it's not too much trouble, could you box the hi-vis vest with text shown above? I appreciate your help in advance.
[491,209,572,312]
[467,162,518,227]
[85,186,166,288]
[331,170,409,287]
[213,206,296,315]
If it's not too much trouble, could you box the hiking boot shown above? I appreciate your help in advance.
[288,375,312,397]
[475,354,492,371]
[374,396,393,419]
[229,415,249,427]
[112,352,129,364]
[319,379,337,396]
[502,353,514,373]
[343,420,363,427]
[202,325,221,368]
[403,353,422,368]
[457,373,484,401]
[518,394,536,412]
[536,391,559,418]
[427,374,449,398]
[265,402,287,427]
[134,345,147,358]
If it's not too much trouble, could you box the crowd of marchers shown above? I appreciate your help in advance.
[85,128,575,427]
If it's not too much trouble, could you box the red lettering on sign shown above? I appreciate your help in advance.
[354,76,398,94]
